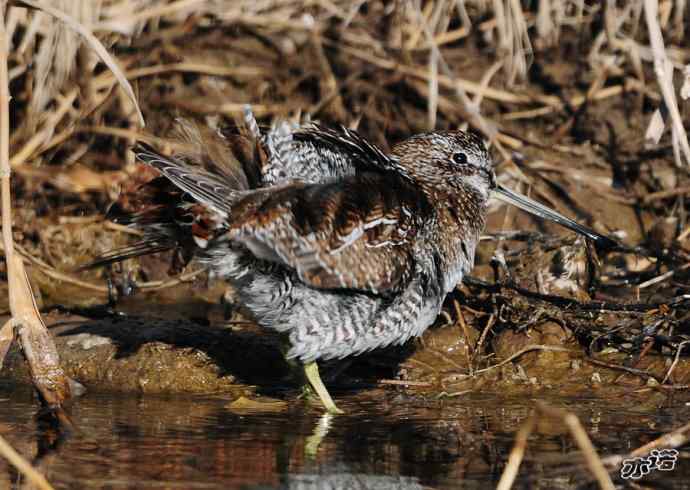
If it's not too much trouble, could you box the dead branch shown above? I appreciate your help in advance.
[0,1,71,408]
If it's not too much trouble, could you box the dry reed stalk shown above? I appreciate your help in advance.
[660,340,690,384]
[495,413,536,490]
[493,0,532,85]
[473,344,572,375]
[644,0,690,166]
[496,402,615,490]
[0,434,54,490]
[10,57,142,168]
[0,318,11,366]
[1,0,72,406]
[600,421,690,477]
[13,0,145,127]
[627,421,690,457]
[334,42,536,105]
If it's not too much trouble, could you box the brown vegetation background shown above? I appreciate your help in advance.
[1,0,689,298]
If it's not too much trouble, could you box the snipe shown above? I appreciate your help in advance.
[93,109,617,413]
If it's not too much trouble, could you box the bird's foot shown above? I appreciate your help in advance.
[105,268,138,307]
[303,362,344,415]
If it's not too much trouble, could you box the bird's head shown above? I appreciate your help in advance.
[391,130,495,199]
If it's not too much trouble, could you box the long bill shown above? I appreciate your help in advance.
[492,184,621,250]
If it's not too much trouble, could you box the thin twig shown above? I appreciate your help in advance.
[661,340,689,385]
[378,379,433,387]
[496,414,536,490]
[2,241,205,294]
[474,345,573,375]
[587,357,661,382]
[473,313,496,362]
[0,0,72,406]
[536,403,615,490]
[137,268,205,291]
[602,421,690,472]
[629,421,690,457]
[464,276,690,313]
[103,221,144,237]
[637,262,690,289]
[7,243,109,293]
[0,434,55,490]
[453,299,474,374]
[642,186,690,203]
[497,403,615,490]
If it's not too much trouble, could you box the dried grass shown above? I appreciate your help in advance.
[496,402,615,490]
[643,0,690,166]
[0,434,54,490]
[0,2,683,168]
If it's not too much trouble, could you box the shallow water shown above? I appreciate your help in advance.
[1,382,689,489]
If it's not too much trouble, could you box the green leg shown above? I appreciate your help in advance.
[303,362,344,415]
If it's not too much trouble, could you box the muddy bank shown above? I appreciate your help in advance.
[3,298,689,409]
[1,301,286,396]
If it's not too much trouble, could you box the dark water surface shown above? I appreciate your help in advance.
[1,382,688,489]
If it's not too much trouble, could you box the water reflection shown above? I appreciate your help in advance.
[277,469,424,490]
[0,383,688,489]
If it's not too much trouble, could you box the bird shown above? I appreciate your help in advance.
[91,108,618,414]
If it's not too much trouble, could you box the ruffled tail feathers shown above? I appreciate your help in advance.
[82,114,265,271]
[84,108,320,272]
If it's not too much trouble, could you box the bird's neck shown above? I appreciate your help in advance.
[435,183,489,231]
[432,184,489,292]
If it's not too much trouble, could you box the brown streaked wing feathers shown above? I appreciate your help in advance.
[227,171,431,295]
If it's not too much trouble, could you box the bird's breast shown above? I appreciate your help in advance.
[441,240,476,293]
[431,211,481,294]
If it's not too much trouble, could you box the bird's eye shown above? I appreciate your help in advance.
[452,152,468,165]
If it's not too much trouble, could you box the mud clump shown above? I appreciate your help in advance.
[1,311,285,396]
